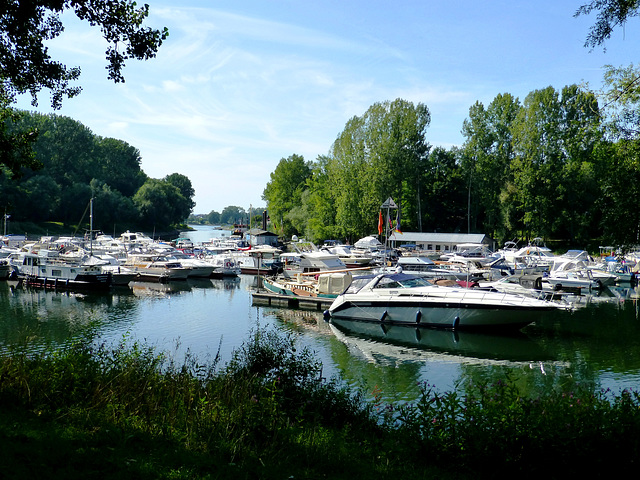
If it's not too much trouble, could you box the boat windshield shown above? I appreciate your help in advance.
[373,274,432,289]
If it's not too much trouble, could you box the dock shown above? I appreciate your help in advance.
[252,290,334,311]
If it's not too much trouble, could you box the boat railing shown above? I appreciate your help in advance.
[395,287,561,307]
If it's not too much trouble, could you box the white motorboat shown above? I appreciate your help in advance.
[280,249,348,278]
[229,246,282,275]
[82,254,138,286]
[124,254,190,282]
[325,272,567,330]
[545,252,616,290]
[162,252,216,278]
[320,244,373,268]
[7,251,111,290]
[439,243,499,266]
[202,253,241,277]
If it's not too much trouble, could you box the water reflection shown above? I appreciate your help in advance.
[0,281,136,353]
[3,276,640,402]
[329,319,556,362]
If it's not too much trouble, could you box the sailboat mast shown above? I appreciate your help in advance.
[89,197,93,255]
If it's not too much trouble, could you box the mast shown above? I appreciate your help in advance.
[89,197,94,255]
[380,197,397,269]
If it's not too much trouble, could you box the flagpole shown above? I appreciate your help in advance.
[380,197,398,270]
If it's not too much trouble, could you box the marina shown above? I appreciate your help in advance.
[2,225,640,403]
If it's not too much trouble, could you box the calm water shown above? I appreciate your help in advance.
[2,225,640,402]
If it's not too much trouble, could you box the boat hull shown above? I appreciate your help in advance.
[328,292,559,330]
[18,273,112,291]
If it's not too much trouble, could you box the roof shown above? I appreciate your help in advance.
[246,228,278,237]
[389,232,492,244]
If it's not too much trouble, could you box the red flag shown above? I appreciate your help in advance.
[378,210,383,235]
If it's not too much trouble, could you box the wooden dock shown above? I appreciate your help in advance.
[252,290,334,311]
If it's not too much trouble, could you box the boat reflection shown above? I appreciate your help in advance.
[130,280,194,297]
[209,277,241,290]
[329,317,558,364]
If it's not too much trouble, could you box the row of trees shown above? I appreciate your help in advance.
[1,111,195,232]
[187,206,266,227]
[262,66,640,248]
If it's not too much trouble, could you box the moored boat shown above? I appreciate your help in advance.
[262,271,353,298]
[325,272,568,330]
[7,251,111,290]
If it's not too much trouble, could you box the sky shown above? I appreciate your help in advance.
[13,0,640,214]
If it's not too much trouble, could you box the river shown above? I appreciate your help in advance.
[2,224,640,402]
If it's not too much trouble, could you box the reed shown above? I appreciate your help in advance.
[1,329,638,479]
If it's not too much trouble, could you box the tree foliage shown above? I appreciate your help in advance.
[575,0,640,49]
[0,0,169,108]
[262,154,312,237]
[1,111,193,231]
[324,99,431,241]
[262,82,640,248]
[0,0,168,175]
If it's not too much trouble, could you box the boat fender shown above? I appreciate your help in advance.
[323,310,330,321]
[380,310,388,322]
[452,316,460,330]
[415,310,422,324]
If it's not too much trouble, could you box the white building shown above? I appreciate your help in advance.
[388,232,495,253]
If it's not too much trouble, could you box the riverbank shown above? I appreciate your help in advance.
[1,328,638,479]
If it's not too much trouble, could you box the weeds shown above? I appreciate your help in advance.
[1,328,639,479]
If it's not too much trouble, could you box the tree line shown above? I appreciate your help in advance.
[1,111,195,232]
[262,66,640,248]
[187,206,266,227]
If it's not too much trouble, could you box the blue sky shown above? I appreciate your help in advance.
[14,1,640,214]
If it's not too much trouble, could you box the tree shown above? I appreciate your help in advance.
[511,85,601,242]
[1,0,168,173]
[90,179,138,232]
[133,178,185,229]
[461,93,521,238]
[0,98,41,177]
[220,206,246,225]
[300,155,340,242]
[94,137,147,197]
[207,210,221,225]
[575,1,640,49]
[262,154,311,237]
[327,99,431,239]
[596,139,640,244]
[164,173,196,216]
[1,0,169,107]
[18,175,61,221]
[422,147,466,233]
[598,63,640,139]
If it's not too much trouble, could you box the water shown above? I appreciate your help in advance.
[2,224,640,402]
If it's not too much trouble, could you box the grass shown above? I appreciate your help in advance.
[1,328,639,479]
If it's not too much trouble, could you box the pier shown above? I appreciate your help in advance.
[251,290,334,311]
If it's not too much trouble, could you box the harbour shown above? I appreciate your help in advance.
[2,226,640,403]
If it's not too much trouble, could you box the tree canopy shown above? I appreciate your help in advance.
[0,0,169,108]
[1,111,193,231]
[576,0,640,48]
[0,0,168,175]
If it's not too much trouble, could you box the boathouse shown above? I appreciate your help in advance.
[388,232,495,253]
[246,228,279,247]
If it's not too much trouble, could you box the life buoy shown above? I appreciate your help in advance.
[198,253,204,259]
[224,261,232,268]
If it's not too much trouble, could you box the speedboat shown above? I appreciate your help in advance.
[325,272,567,330]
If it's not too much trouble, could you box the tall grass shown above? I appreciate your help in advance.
[1,328,639,479]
